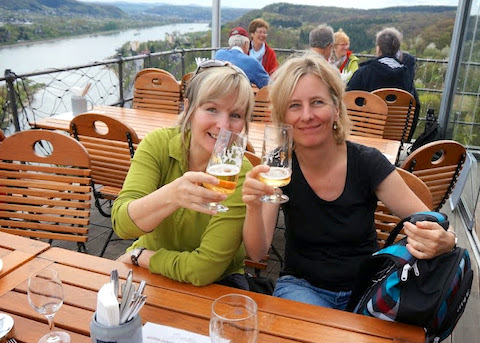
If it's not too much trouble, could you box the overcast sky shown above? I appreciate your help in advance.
[81,0,459,10]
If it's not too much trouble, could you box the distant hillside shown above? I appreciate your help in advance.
[0,0,125,18]
[148,4,251,23]
[227,3,457,56]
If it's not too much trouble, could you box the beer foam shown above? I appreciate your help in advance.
[207,164,240,176]
[261,167,291,180]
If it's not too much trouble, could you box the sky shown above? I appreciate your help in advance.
[81,0,460,10]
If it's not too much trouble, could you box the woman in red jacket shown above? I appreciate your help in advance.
[248,19,279,75]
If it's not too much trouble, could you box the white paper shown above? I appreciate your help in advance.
[96,281,120,326]
[143,322,211,343]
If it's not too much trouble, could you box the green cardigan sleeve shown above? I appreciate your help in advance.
[112,128,250,286]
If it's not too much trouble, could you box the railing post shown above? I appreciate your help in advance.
[117,53,125,107]
[4,69,21,132]
[181,49,186,77]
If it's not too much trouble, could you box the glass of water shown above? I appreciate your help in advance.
[210,293,258,343]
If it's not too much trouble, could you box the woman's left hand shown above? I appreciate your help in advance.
[403,221,456,259]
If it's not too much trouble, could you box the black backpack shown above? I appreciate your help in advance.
[347,211,473,343]
[408,109,439,154]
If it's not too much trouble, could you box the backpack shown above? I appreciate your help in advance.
[347,211,473,343]
[408,109,439,154]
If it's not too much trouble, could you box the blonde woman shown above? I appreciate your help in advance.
[113,61,254,289]
[333,29,359,81]
[242,53,456,308]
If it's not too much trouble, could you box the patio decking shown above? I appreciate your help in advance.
[48,196,479,343]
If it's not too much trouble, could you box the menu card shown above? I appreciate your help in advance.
[143,322,211,343]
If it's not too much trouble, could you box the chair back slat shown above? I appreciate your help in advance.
[400,140,466,211]
[133,68,182,114]
[344,91,388,138]
[0,130,92,245]
[252,86,272,123]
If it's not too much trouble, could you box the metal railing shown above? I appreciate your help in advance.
[1,47,480,147]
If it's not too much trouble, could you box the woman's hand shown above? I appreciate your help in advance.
[242,165,275,207]
[168,171,228,215]
[403,221,456,259]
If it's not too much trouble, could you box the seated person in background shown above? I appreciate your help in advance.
[347,27,420,139]
[309,24,334,61]
[113,61,254,289]
[332,28,359,82]
[215,27,270,89]
[248,18,279,75]
[242,52,456,309]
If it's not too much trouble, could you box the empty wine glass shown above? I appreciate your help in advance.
[259,123,293,204]
[210,294,258,343]
[203,128,247,212]
[28,268,71,343]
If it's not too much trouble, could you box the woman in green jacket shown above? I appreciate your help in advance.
[333,29,359,82]
[113,61,254,289]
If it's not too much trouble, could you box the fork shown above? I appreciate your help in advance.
[7,338,18,343]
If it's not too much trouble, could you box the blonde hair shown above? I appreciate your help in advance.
[269,52,350,144]
[334,28,350,45]
[178,66,254,148]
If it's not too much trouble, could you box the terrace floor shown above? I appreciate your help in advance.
[49,196,479,343]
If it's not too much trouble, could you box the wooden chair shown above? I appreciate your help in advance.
[400,140,466,211]
[180,72,194,101]
[372,88,416,164]
[252,86,272,123]
[375,168,434,248]
[70,113,140,256]
[0,130,92,251]
[133,68,182,114]
[344,91,388,138]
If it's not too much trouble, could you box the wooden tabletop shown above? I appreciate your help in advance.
[0,232,50,297]
[32,106,400,162]
[0,246,424,343]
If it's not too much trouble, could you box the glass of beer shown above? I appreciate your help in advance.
[203,128,247,212]
[259,123,293,204]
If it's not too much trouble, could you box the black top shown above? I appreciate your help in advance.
[281,142,395,291]
[347,55,414,96]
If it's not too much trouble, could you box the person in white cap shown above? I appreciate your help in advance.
[215,26,270,89]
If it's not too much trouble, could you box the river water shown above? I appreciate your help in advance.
[0,23,210,75]
[0,23,210,133]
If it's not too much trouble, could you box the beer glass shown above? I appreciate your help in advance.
[259,123,293,204]
[203,128,247,212]
[210,294,258,343]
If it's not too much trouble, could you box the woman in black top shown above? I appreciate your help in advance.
[242,52,456,309]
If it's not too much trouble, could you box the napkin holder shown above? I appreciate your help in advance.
[90,312,142,343]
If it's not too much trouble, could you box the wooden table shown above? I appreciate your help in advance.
[32,106,400,162]
[0,232,50,297]
[0,247,424,343]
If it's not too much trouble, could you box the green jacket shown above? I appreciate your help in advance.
[112,127,251,286]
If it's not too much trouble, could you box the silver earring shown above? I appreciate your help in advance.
[333,121,338,130]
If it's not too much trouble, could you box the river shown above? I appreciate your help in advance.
[0,23,210,75]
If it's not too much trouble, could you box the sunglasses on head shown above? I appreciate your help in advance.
[193,59,249,81]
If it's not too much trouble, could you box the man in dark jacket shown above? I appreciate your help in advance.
[347,27,420,140]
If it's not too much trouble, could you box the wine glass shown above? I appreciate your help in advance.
[259,123,293,204]
[28,268,71,343]
[210,294,258,343]
[203,128,247,212]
